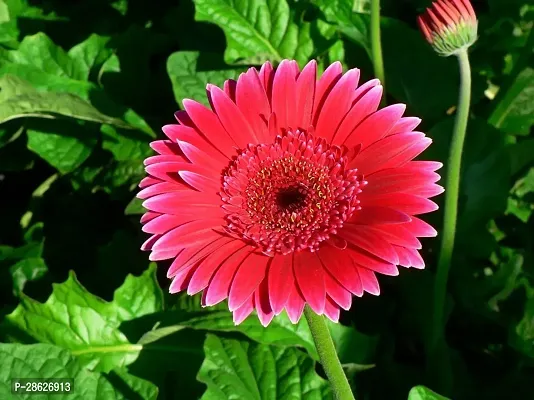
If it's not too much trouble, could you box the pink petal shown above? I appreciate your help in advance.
[144,155,185,166]
[285,281,305,324]
[150,140,182,156]
[294,60,317,130]
[236,68,271,142]
[142,214,195,234]
[179,171,219,192]
[364,193,439,215]
[169,264,196,294]
[388,117,422,136]
[209,85,260,146]
[233,295,254,325]
[352,78,381,103]
[405,217,438,237]
[187,240,247,294]
[323,297,341,323]
[259,61,274,98]
[268,254,294,314]
[182,99,237,157]
[228,252,270,311]
[162,124,229,164]
[167,236,232,279]
[350,206,412,225]
[140,212,160,224]
[255,279,274,326]
[317,245,363,296]
[204,246,253,306]
[294,251,326,314]
[271,60,298,130]
[350,133,432,175]
[143,192,221,214]
[339,225,400,265]
[223,79,237,101]
[312,62,343,125]
[332,85,383,145]
[367,225,422,249]
[137,182,188,200]
[152,219,222,252]
[324,272,352,310]
[357,268,380,295]
[315,68,360,142]
[344,104,406,149]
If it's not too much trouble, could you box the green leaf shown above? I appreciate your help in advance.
[0,34,153,132]
[26,120,98,174]
[197,334,332,400]
[315,0,371,55]
[167,51,243,107]
[5,265,163,372]
[9,257,48,297]
[0,0,60,48]
[489,67,534,135]
[172,310,319,360]
[101,108,155,162]
[67,34,112,81]
[125,196,144,215]
[408,385,449,400]
[0,343,158,400]
[193,0,315,65]
[0,74,129,127]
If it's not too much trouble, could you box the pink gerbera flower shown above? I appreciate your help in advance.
[139,60,443,326]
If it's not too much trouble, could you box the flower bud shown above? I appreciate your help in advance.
[417,0,478,56]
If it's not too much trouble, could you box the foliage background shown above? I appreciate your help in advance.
[0,0,533,399]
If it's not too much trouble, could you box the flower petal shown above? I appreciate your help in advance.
[268,254,294,314]
[294,251,326,314]
[228,252,270,311]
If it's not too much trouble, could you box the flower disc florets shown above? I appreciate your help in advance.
[417,0,478,56]
[221,131,363,255]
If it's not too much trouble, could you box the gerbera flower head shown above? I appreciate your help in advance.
[417,0,478,56]
[139,60,443,326]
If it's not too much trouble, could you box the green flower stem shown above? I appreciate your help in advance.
[431,48,472,351]
[304,306,355,400]
[370,0,386,106]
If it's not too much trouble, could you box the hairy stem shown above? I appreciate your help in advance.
[304,306,355,400]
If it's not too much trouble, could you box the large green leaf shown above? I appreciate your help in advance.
[0,33,154,171]
[193,0,316,65]
[408,386,449,400]
[489,67,534,135]
[0,0,60,48]
[167,51,243,107]
[314,0,371,55]
[26,120,98,174]
[170,310,319,360]
[5,265,163,372]
[197,334,332,400]
[0,73,127,127]
[0,343,158,400]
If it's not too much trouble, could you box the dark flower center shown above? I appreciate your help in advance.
[220,131,364,255]
[276,185,307,210]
